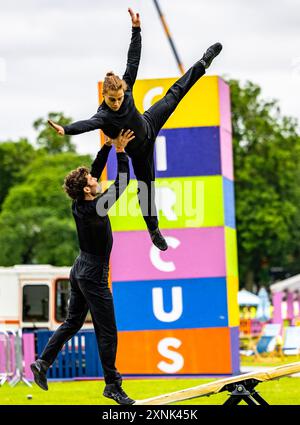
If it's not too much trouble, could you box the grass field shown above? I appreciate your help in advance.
[0,356,299,405]
[0,377,299,405]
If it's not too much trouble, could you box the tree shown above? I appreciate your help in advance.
[0,152,92,266]
[0,138,36,211]
[33,112,76,154]
[228,79,300,290]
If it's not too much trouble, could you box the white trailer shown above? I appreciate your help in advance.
[0,264,92,331]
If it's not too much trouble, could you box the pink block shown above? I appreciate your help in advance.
[111,227,226,282]
[220,127,234,180]
[23,333,35,380]
[218,78,232,133]
[272,292,283,325]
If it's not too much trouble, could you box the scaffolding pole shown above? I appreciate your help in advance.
[152,0,185,75]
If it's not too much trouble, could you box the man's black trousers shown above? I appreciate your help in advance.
[40,251,121,385]
[129,60,206,231]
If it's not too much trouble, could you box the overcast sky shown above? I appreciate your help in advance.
[0,0,299,155]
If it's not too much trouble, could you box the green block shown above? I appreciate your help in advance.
[225,227,239,278]
[107,176,226,231]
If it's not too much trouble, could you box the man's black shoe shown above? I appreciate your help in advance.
[103,382,135,405]
[149,228,168,251]
[30,359,49,391]
[200,42,223,69]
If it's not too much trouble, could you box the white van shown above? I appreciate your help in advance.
[0,265,92,331]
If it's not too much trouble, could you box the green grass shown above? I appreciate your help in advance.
[1,356,299,405]
[240,354,300,368]
[0,375,299,405]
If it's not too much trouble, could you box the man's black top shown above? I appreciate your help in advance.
[72,144,129,259]
[63,27,153,152]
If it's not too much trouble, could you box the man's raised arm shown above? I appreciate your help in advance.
[90,141,112,181]
[122,8,142,89]
[95,130,135,217]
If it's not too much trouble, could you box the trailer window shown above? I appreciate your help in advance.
[55,279,92,323]
[23,285,49,322]
[55,280,70,322]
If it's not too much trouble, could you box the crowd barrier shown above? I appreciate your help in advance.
[0,331,14,385]
[35,330,103,379]
[0,330,32,387]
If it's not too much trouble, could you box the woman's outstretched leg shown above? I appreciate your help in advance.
[131,151,168,251]
[130,43,222,251]
[143,42,222,139]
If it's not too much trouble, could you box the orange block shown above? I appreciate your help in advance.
[116,328,233,375]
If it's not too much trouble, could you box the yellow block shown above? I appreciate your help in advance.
[227,276,240,327]
[132,76,221,128]
[225,227,239,327]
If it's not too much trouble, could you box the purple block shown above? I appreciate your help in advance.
[111,227,226,282]
[230,326,240,374]
[106,151,136,180]
[155,127,221,178]
[105,127,225,180]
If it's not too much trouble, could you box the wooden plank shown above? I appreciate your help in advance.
[135,362,300,405]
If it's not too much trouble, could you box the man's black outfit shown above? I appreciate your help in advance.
[62,27,221,239]
[31,146,135,405]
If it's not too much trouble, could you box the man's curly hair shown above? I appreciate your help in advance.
[63,166,90,201]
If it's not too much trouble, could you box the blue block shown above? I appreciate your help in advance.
[105,127,222,180]
[112,277,228,331]
[223,177,236,229]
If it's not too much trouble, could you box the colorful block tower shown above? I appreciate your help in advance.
[98,76,239,375]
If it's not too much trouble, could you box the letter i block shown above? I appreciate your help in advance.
[101,76,233,181]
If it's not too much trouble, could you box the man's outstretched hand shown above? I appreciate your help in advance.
[113,129,135,153]
[128,7,140,27]
[48,119,65,136]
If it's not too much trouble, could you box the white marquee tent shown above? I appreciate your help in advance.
[270,274,300,293]
[238,289,260,306]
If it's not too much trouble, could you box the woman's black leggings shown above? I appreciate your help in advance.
[131,60,206,231]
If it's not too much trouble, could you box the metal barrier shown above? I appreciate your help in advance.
[9,329,31,387]
[0,330,32,387]
[0,331,14,386]
[35,330,103,379]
